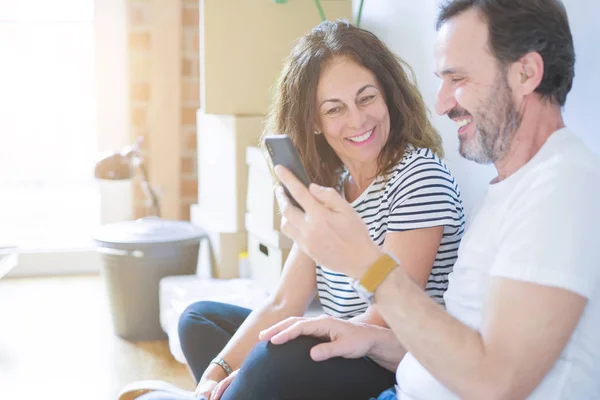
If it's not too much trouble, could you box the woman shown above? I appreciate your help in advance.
[124,20,465,400]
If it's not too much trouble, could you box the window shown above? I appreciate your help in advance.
[0,0,123,275]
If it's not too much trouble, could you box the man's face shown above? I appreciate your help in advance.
[434,9,521,164]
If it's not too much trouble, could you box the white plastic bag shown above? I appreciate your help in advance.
[159,275,271,363]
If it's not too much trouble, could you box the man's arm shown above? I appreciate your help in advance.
[352,226,445,327]
[365,324,407,371]
[375,265,586,399]
[262,257,587,398]
[273,165,593,399]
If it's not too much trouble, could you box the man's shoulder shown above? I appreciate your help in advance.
[542,128,599,165]
[489,130,600,215]
[524,129,600,188]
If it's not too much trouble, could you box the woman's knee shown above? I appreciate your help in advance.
[223,336,325,399]
[249,336,321,374]
[177,301,224,343]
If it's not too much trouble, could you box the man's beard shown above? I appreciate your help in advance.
[453,72,522,164]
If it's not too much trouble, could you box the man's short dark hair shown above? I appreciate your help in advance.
[437,0,575,106]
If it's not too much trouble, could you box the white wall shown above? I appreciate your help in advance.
[562,0,600,152]
[354,0,599,215]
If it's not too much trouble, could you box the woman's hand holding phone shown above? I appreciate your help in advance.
[264,135,311,211]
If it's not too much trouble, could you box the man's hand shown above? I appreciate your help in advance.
[275,166,382,278]
[258,315,376,362]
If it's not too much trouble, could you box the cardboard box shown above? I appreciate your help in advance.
[246,208,293,294]
[245,213,293,250]
[200,0,353,115]
[248,233,291,294]
[246,146,281,232]
[197,111,264,233]
[191,204,247,279]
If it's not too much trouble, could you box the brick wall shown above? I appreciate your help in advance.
[180,0,200,221]
[128,0,151,219]
[127,0,199,220]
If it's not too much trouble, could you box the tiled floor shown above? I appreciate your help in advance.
[0,274,194,400]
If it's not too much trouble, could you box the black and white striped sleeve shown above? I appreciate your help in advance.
[387,153,464,232]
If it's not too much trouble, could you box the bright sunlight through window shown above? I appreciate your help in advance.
[0,0,100,250]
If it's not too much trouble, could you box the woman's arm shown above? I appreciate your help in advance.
[351,226,444,327]
[200,243,317,383]
[350,226,444,372]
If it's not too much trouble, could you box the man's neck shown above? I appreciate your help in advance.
[494,99,565,182]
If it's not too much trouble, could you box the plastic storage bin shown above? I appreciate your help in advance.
[93,217,206,341]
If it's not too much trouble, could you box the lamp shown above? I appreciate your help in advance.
[94,136,161,217]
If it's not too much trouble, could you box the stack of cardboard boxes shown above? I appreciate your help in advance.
[244,146,293,293]
[191,0,352,283]
[192,112,263,279]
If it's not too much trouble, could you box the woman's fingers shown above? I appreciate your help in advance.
[211,370,238,400]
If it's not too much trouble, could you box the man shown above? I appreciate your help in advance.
[262,0,600,398]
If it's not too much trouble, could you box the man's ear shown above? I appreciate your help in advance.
[516,52,545,96]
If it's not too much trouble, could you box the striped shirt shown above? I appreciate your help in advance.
[316,146,465,318]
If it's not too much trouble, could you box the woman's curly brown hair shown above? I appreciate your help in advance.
[263,20,443,189]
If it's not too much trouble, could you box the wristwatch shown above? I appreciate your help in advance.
[351,252,400,304]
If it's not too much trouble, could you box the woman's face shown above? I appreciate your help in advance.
[315,56,391,169]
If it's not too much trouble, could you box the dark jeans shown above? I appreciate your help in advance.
[148,300,397,400]
[137,389,396,400]
[138,388,397,400]
[178,301,252,382]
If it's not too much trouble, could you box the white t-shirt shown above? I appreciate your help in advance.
[396,128,600,399]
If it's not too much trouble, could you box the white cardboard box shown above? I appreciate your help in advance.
[246,210,293,294]
[246,146,281,232]
[200,0,353,115]
[248,233,291,294]
[245,212,293,250]
[197,111,264,233]
[191,203,248,279]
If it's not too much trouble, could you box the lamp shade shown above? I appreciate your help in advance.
[94,152,134,180]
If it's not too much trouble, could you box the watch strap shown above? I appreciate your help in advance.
[359,252,399,293]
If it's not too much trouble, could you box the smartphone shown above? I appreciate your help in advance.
[264,134,311,211]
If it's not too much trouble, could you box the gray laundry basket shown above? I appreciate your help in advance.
[93,217,206,341]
